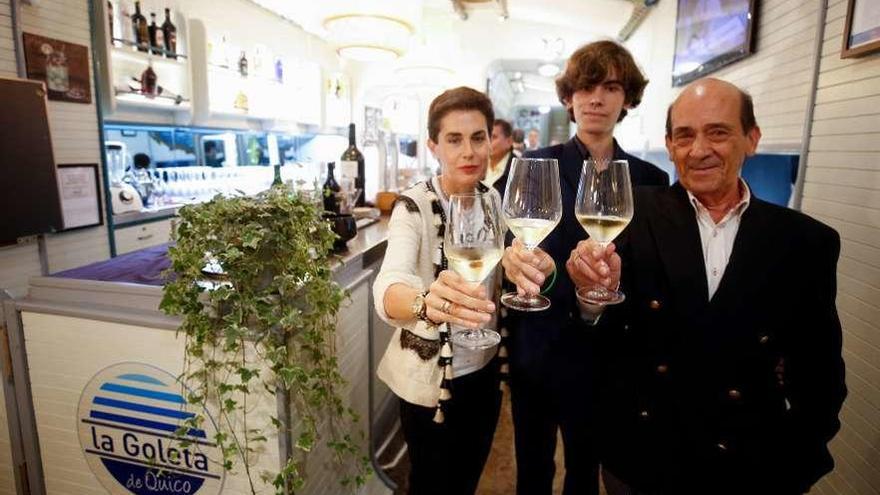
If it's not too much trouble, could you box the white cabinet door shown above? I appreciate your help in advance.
[114,219,174,255]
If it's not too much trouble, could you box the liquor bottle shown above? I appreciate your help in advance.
[140,61,157,97]
[238,51,248,77]
[148,12,164,56]
[131,1,149,52]
[340,123,365,206]
[323,162,341,214]
[161,8,177,59]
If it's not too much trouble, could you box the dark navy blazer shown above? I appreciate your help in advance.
[498,137,669,383]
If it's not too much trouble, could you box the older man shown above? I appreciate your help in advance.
[568,78,846,494]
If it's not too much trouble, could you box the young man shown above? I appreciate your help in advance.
[567,78,845,495]
[484,118,515,193]
[500,40,668,495]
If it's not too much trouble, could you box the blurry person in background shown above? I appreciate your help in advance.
[373,86,504,495]
[526,128,541,150]
[204,140,224,167]
[511,128,526,155]
[484,118,515,193]
[500,40,669,495]
[568,78,846,495]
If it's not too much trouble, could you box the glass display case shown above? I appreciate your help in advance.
[103,123,352,214]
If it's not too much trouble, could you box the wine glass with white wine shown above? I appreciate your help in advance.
[501,158,563,311]
[574,158,634,305]
[445,192,505,349]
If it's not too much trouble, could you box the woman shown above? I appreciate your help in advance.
[373,87,503,495]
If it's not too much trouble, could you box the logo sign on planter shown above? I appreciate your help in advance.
[77,363,225,495]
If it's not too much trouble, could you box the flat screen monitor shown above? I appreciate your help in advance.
[672,0,758,86]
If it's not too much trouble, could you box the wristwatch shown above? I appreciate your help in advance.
[411,291,429,321]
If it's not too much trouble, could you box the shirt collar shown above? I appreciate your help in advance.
[686,178,751,224]
[572,135,623,161]
[491,151,511,171]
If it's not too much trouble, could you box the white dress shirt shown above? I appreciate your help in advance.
[482,151,510,189]
[686,179,751,300]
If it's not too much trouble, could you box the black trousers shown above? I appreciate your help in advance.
[509,340,599,495]
[398,360,502,495]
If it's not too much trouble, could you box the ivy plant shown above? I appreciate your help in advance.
[160,184,371,493]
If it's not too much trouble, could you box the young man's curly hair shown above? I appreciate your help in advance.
[555,40,649,123]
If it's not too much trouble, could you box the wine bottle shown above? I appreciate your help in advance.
[272,164,283,186]
[148,12,163,56]
[340,123,365,206]
[323,162,341,214]
[161,8,177,59]
[238,51,248,77]
[131,1,149,52]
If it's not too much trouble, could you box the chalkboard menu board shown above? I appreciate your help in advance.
[0,77,63,241]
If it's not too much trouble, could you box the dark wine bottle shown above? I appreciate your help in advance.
[148,12,163,56]
[340,123,365,206]
[161,8,177,59]
[323,162,341,214]
[131,1,149,52]
[239,51,248,77]
[272,164,283,186]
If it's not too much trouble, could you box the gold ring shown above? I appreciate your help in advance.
[440,300,452,314]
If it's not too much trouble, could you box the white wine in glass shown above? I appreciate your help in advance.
[446,192,504,349]
[574,159,633,305]
[501,158,563,312]
[446,245,504,284]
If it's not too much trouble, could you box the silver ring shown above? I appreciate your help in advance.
[440,300,452,314]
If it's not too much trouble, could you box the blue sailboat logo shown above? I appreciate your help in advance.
[78,363,224,495]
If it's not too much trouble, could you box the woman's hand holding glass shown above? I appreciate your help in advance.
[422,270,496,330]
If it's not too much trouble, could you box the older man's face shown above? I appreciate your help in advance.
[666,80,761,202]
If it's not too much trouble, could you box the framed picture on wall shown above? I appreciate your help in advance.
[841,0,880,58]
[57,164,103,231]
[22,32,92,103]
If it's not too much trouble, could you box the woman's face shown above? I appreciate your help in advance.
[428,110,489,193]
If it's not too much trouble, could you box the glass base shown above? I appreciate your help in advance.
[451,328,502,350]
[576,286,625,306]
[500,292,551,312]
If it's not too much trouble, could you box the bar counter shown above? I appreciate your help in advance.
[1,218,396,495]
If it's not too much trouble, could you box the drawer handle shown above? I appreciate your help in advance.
[136,234,154,241]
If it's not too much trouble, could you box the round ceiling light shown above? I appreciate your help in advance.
[323,14,414,62]
[538,63,560,78]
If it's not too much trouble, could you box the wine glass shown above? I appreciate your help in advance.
[501,158,562,311]
[574,159,634,305]
[445,192,504,349]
